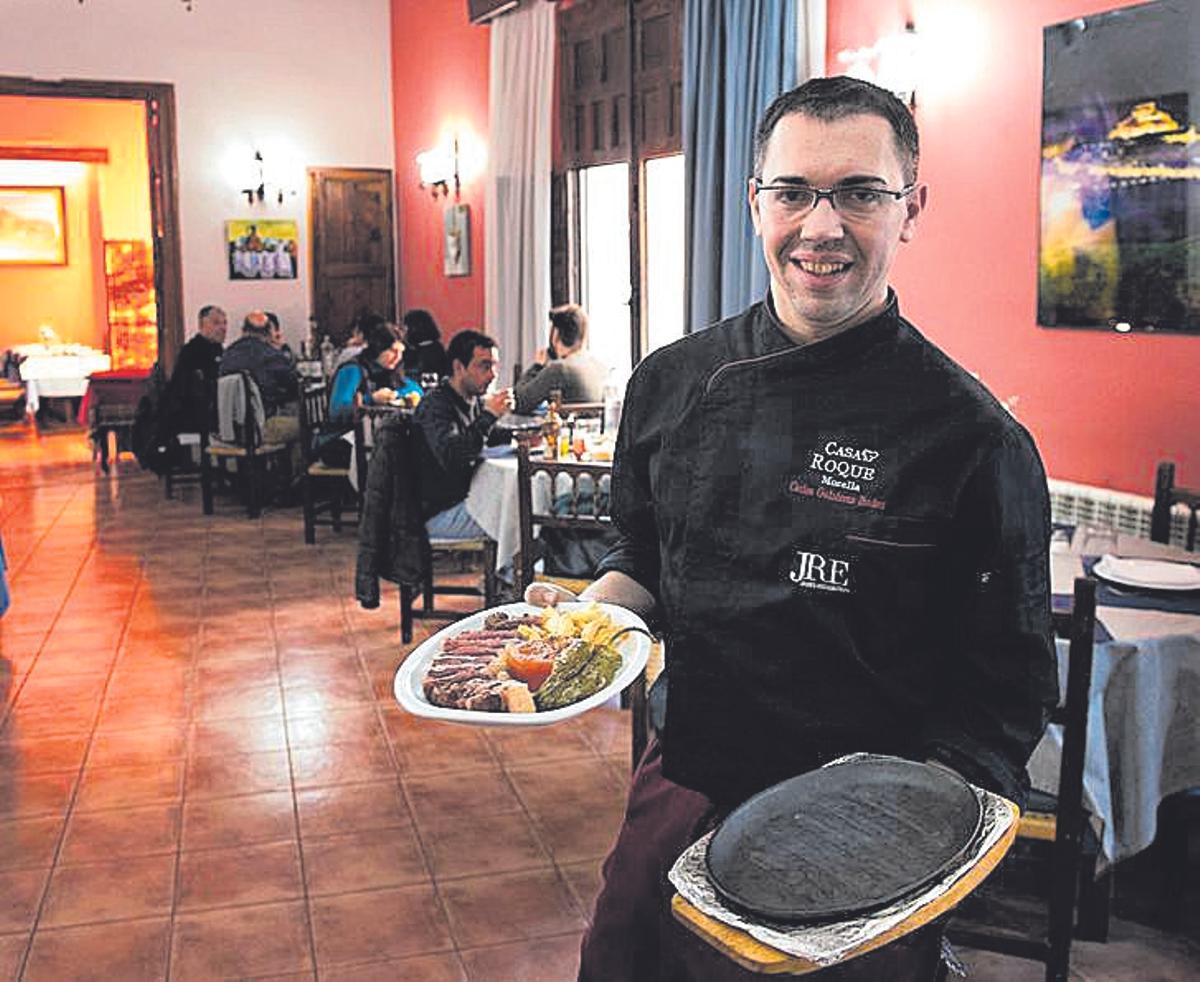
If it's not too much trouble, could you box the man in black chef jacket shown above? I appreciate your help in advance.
[555,76,1058,981]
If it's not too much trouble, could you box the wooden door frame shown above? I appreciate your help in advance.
[0,75,185,370]
[307,166,397,342]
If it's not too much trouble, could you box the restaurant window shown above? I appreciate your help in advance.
[556,0,683,372]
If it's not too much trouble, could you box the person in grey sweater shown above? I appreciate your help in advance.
[512,304,609,414]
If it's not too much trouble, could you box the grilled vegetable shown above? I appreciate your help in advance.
[533,639,623,711]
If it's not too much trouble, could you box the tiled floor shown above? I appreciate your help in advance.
[1,425,1198,981]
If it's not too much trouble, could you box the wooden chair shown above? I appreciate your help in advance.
[944,576,1102,982]
[515,439,652,769]
[200,372,290,519]
[298,381,356,544]
[359,412,498,643]
[1151,461,1199,550]
[1149,461,1200,924]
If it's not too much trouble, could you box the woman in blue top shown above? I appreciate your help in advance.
[316,315,421,467]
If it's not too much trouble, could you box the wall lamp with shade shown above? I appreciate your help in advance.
[416,127,487,200]
[837,23,922,108]
[417,138,461,199]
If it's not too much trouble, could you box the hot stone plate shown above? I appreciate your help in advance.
[705,757,982,924]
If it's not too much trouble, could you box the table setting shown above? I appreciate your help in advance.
[1033,526,1200,867]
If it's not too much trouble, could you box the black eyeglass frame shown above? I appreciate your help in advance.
[751,180,917,215]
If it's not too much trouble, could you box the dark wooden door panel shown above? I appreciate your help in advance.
[309,167,395,345]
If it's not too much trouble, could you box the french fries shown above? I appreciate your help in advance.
[515,602,624,649]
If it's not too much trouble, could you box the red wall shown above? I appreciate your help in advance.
[828,0,1198,494]
[390,0,490,339]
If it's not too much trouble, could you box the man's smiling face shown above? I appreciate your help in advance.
[749,112,925,343]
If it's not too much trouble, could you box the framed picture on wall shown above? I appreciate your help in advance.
[1040,0,1198,334]
[226,219,298,280]
[444,204,471,277]
[0,186,67,265]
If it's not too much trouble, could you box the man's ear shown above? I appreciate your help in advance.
[747,177,763,237]
[899,184,927,243]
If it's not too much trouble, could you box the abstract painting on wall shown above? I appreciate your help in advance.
[1040,1,1198,334]
[0,186,66,265]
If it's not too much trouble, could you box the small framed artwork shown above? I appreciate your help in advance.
[226,219,298,280]
[0,186,67,265]
[444,203,471,277]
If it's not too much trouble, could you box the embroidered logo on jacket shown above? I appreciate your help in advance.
[788,437,886,510]
[788,550,853,594]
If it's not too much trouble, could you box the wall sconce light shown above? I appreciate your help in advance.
[417,138,461,199]
[837,23,921,108]
[240,149,296,206]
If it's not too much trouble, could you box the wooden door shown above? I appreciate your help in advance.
[309,167,396,346]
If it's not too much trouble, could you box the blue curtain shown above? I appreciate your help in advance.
[684,0,797,332]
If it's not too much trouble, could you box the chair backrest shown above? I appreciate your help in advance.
[213,372,267,450]
[1048,577,1097,853]
[1151,460,1199,550]
[515,439,613,590]
[353,404,405,494]
[297,381,328,465]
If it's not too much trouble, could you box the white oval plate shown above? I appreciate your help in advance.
[1093,555,1200,591]
[393,601,654,726]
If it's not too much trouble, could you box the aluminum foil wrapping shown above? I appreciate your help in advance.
[667,757,1016,967]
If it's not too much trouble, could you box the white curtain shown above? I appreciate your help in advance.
[484,0,556,384]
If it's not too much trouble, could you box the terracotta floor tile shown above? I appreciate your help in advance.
[170,900,313,981]
[59,803,181,864]
[559,859,604,924]
[302,826,429,896]
[309,884,453,967]
[177,839,303,911]
[4,699,100,738]
[460,931,584,982]
[295,781,411,838]
[379,709,498,773]
[190,714,288,756]
[0,732,89,774]
[0,866,50,934]
[0,769,77,820]
[423,808,552,882]
[404,768,523,828]
[439,868,586,949]
[485,722,600,767]
[320,952,469,981]
[40,853,176,928]
[193,681,283,721]
[0,933,29,981]
[74,760,183,812]
[0,815,63,871]
[286,704,384,749]
[282,682,371,719]
[21,916,170,982]
[290,736,396,789]
[86,723,188,768]
[181,789,297,849]
[185,748,291,799]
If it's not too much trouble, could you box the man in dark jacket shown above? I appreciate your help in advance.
[162,304,226,435]
[552,77,1058,982]
[219,309,300,447]
[413,329,513,539]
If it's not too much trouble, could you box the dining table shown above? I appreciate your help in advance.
[1029,528,1200,869]
[14,343,111,416]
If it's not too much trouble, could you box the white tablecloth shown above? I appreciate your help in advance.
[465,451,560,573]
[16,346,111,413]
[1030,546,1200,867]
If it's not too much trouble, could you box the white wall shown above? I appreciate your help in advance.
[0,0,395,348]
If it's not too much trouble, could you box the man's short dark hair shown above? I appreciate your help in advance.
[199,304,222,323]
[447,329,498,372]
[754,76,919,184]
[548,304,588,348]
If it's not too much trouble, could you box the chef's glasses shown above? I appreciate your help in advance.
[752,180,916,219]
